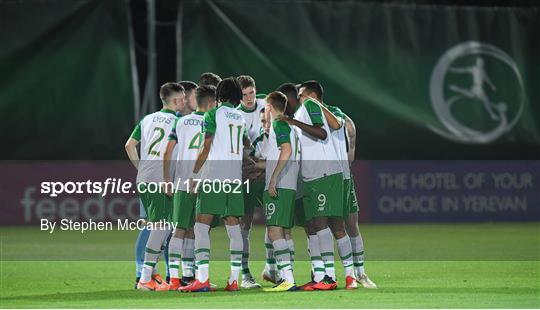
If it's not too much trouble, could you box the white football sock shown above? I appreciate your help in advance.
[141,228,169,283]
[194,223,211,283]
[336,235,355,278]
[241,229,251,276]
[287,238,295,271]
[226,224,243,284]
[273,239,294,284]
[317,227,336,281]
[350,235,365,275]
[308,235,325,282]
[168,236,183,279]
[264,228,277,275]
[182,237,195,278]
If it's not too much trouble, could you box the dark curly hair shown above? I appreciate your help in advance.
[216,77,243,105]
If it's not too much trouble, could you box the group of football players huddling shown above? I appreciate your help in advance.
[125,72,376,293]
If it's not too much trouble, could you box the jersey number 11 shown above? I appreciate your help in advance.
[228,124,243,154]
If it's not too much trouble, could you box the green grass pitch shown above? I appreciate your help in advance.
[1,223,539,308]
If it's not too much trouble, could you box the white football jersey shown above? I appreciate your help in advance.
[237,98,265,143]
[169,111,204,190]
[201,102,247,181]
[294,99,342,181]
[326,105,351,180]
[264,120,300,191]
[252,131,270,160]
[131,109,178,183]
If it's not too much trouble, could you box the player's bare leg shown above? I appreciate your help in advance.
[449,85,475,99]
[345,212,377,288]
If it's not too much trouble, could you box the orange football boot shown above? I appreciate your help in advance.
[137,279,170,291]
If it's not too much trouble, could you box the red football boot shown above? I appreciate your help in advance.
[299,281,317,291]
[224,280,239,291]
[178,279,213,292]
[312,276,337,291]
[345,276,358,289]
[169,278,181,291]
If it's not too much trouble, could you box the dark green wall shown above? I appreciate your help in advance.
[1,0,538,159]
[0,0,134,159]
[181,0,540,159]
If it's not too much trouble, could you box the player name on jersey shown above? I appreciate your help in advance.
[169,111,205,191]
[133,109,178,184]
[201,102,247,181]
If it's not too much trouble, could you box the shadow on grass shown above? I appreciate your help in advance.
[2,286,537,305]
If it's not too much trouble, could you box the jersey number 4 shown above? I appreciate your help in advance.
[189,132,203,149]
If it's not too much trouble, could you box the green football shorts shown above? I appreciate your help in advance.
[293,197,305,227]
[196,181,244,218]
[243,180,265,214]
[348,177,360,214]
[343,179,352,219]
[263,188,296,228]
[138,182,173,222]
[172,190,197,229]
[302,173,344,220]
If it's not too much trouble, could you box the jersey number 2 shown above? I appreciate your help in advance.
[148,127,165,156]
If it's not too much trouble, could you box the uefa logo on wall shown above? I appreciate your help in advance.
[428,41,525,144]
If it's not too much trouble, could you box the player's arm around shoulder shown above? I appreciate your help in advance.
[278,100,327,140]
[310,99,344,130]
